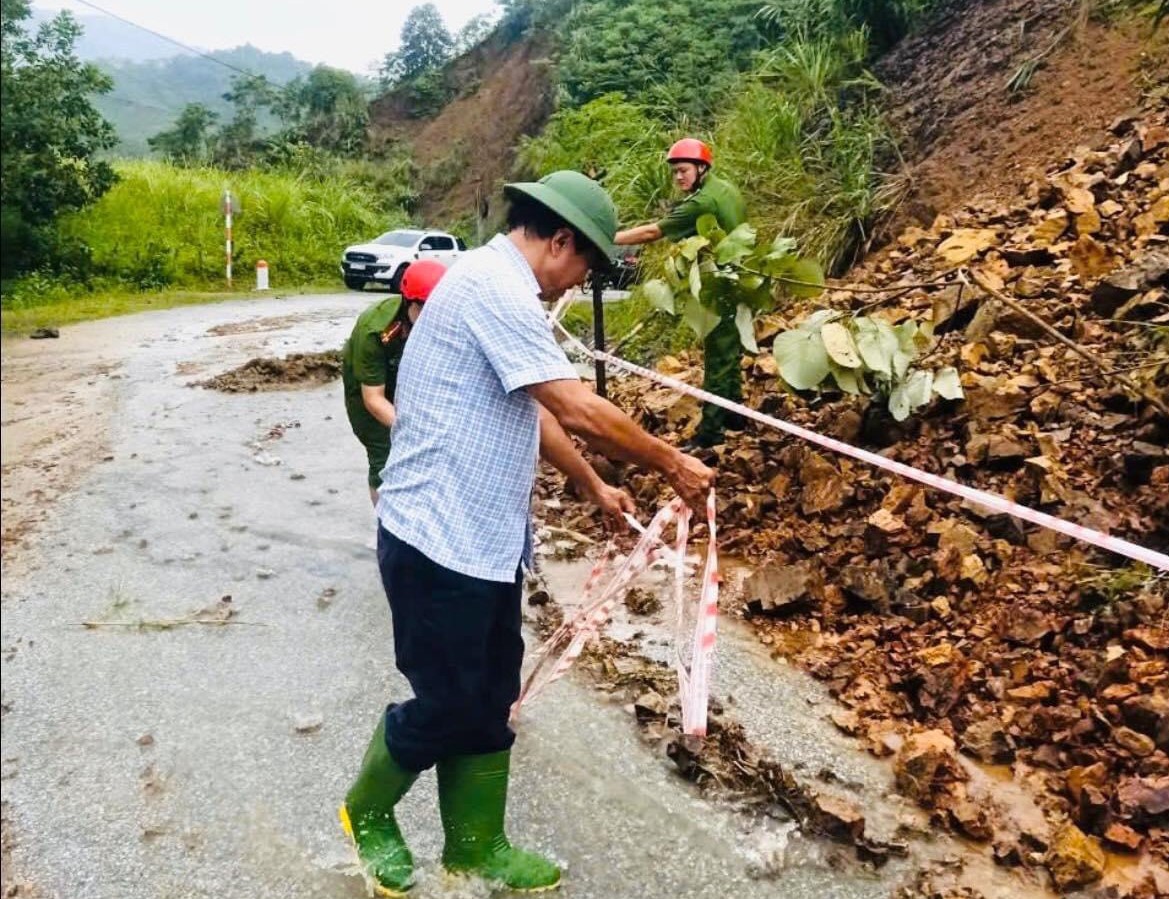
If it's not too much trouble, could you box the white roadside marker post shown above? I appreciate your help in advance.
[224,189,233,288]
[255,259,269,291]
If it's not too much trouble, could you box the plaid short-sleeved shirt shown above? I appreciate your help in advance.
[375,234,579,582]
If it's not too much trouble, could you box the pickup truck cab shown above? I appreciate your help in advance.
[340,228,466,291]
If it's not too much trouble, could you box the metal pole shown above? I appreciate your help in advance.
[591,275,606,399]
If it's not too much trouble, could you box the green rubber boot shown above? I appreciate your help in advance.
[339,716,419,896]
[437,750,562,892]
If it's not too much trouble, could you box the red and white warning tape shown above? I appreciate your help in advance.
[513,491,720,736]
[551,320,1169,572]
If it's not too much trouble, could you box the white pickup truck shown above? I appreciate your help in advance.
[340,228,466,291]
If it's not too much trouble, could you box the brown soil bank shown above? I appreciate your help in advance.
[877,0,1168,228]
[368,29,556,225]
[198,351,342,393]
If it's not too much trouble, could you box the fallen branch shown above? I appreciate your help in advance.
[540,525,597,545]
[81,618,263,631]
[967,269,1169,417]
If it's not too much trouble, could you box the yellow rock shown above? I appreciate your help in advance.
[1045,824,1105,891]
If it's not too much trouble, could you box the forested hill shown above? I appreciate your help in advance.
[30,6,316,156]
[94,47,314,157]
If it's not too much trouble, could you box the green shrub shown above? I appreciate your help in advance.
[515,94,673,221]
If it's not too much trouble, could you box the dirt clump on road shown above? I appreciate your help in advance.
[197,351,342,393]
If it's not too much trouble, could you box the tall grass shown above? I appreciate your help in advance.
[716,30,905,271]
[47,160,407,290]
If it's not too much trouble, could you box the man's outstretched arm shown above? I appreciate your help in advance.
[528,379,713,514]
[537,403,635,531]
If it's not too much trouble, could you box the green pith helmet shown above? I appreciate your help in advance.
[504,170,618,266]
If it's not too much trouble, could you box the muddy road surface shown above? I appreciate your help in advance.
[2,294,1048,898]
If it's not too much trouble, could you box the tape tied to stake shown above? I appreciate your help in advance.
[549,317,1169,573]
[513,490,720,737]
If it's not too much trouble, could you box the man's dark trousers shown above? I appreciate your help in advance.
[376,525,524,772]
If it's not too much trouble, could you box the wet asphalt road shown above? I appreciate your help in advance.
[0,293,1035,898]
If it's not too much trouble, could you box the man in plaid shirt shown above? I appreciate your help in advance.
[340,171,714,895]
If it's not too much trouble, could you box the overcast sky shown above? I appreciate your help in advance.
[35,0,500,73]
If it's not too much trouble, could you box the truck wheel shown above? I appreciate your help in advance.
[344,277,365,291]
[389,264,409,294]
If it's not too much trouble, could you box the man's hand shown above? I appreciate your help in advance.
[583,482,637,533]
[664,449,715,515]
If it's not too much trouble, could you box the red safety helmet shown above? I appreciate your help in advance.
[400,259,447,302]
[666,138,713,167]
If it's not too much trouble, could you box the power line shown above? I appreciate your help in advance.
[70,0,280,85]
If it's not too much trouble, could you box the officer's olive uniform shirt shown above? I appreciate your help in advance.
[657,174,747,241]
[342,295,405,449]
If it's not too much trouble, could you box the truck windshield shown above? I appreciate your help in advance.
[374,231,422,247]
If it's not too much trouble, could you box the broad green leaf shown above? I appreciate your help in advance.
[642,279,676,315]
[678,234,710,261]
[800,309,836,331]
[672,255,688,278]
[689,259,705,300]
[892,349,914,380]
[696,214,722,239]
[932,366,964,400]
[734,304,759,353]
[779,257,825,298]
[772,328,830,390]
[829,361,864,395]
[888,383,912,421]
[820,321,862,368]
[715,223,757,265]
[739,273,765,291]
[771,235,797,255]
[904,369,933,408]
[681,295,720,340]
[855,317,897,376]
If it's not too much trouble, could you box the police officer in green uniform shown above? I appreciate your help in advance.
[616,138,747,446]
[342,259,447,504]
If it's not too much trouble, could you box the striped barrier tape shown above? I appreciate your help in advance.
[550,319,1169,572]
[513,491,720,736]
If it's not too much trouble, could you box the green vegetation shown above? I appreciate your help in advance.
[0,284,333,333]
[556,0,765,119]
[94,45,312,157]
[56,160,405,287]
[1,159,409,327]
[1,0,117,278]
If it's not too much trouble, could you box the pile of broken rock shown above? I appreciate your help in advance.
[539,109,1168,892]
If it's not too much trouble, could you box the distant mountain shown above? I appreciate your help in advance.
[94,46,314,156]
[30,9,314,157]
[30,8,191,62]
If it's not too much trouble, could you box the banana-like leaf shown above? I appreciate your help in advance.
[734,303,759,353]
[642,279,676,315]
[932,366,964,400]
[820,321,862,368]
[681,295,720,340]
[688,259,704,300]
[772,328,830,390]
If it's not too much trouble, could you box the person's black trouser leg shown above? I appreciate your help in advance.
[695,315,745,447]
[376,525,524,772]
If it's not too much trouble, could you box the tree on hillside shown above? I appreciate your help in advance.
[274,66,369,156]
[454,12,497,54]
[0,0,117,275]
[147,103,218,164]
[379,3,452,86]
[212,73,276,169]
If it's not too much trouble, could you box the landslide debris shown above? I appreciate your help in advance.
[197,351,342,392]
[538,109,1169,881]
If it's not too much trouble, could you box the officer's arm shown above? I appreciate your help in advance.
[527,379,713,514]
[615,223,663,246]
[360,383,396,428]
[537,403,634,530]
